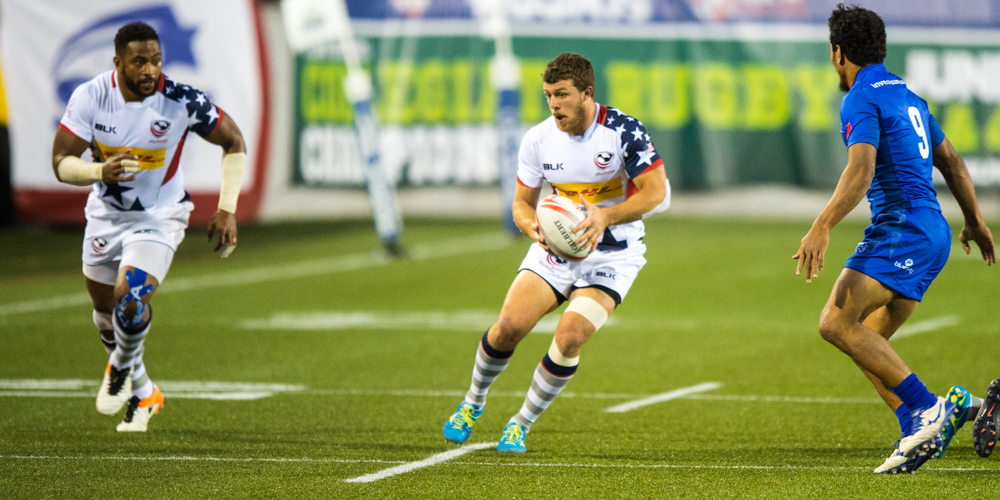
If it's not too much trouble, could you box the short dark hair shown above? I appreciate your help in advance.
[114,22,159,55]
[828,4,886,66]
[543,53,595,94]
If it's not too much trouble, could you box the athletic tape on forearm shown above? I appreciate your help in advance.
[565,296,609,331]
[56,156,104,186]
[548,338,579,367]
[218,152,246,213]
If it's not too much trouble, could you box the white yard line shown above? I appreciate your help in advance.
[1,455,404,465]
[0,379,305,401]
[0,379,884,405]
[1,454,991,473]
[0,232,513,317]
[343,443,495,483]
[683,394,882,404]
[891,315,961,341]
[603,382,723,413]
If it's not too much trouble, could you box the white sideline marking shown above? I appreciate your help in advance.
[0,233,513,317]
[603,382,722,413]
[1,455,405,465]
[0,454,992,473]
[0,379,304,401]
[0,379,885,405]
[343,442,495,483]
[891,315,961,341]
[683,394,881,404]
[241,310,617,333]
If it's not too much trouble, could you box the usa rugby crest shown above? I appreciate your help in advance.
[151,120,171,137]
[594,151,613,169]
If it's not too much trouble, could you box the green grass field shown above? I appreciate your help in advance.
[1,217,998,498]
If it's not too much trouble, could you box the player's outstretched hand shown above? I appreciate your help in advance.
[102,149,139,183]
[960,221,996,266]
[573,195,607,256]
[207,209,238,258]
[793,225,830,283]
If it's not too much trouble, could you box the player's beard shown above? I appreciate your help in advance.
[122,72,157,98]
[839,78,850,93]
[557,101,588,133]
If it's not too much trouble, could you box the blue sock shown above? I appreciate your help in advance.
[895,403,914,437]
[891,373,937,412]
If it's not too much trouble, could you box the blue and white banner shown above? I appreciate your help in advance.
[345,0,1000,27]
[0,0,269,223]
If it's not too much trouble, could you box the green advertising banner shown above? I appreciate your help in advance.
[294,34,1000,191]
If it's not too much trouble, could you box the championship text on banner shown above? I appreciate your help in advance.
[0,0,270,224]
[293,0,1000,192]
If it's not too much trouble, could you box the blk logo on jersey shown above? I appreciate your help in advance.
[543,163,564,171]
[595,270,617,280]
[95,123,116,134]
[594,151,613,169]
[151,120,171,137]
[91,237,108,254]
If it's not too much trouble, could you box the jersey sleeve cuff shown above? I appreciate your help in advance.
[629,158,663,179]
[210,106,225,135]
[58,122,90,142]
[516,176,541,188]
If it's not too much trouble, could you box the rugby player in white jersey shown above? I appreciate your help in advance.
[51,22,247,432]
[442,53,669,452]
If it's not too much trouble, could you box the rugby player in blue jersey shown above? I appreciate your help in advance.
[793,4,996,474]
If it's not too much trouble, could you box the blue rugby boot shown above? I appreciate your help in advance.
[497,422,527,453]
[442,402,483,444]
[875,435,943,474]
[934,385,972,459]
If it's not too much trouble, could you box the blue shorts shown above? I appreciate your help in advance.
[844,207,951,301]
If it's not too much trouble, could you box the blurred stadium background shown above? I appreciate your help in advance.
[1,0,998,229]
[1,0,999,496]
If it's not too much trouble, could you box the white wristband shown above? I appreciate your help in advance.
[56,156,103,186]
[218,152,246,213]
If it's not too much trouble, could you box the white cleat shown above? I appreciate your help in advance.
[117,385,164,432]
[874,436,941,474]
[896,396,955,458]
[96,362,133,415]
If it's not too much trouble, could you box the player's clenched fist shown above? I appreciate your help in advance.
[207,209,238,258]
[102,149,140,184]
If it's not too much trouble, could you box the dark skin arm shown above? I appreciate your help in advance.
[51,130,137,184]
[203,113,247,252]
[933,138,996,265]
[794,142,877,282]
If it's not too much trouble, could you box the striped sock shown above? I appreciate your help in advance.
[464,331,514,408]
[111,307,152,371]
[131,355,153,400]
[511,345,578,431]
[99,335,116,356]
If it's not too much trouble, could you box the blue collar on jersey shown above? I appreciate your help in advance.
[853,63,887,88]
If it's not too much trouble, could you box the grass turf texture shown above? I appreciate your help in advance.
[1,218,998,498]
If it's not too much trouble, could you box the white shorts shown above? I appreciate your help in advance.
[81,196,192,286]
[518,241,647,305]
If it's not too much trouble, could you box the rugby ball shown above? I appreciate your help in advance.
[536,195,590,261]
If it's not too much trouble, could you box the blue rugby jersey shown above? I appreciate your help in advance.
[840,63,946,218]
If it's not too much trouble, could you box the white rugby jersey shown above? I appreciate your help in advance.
[517,104,665,250]
[60,70,223,213]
